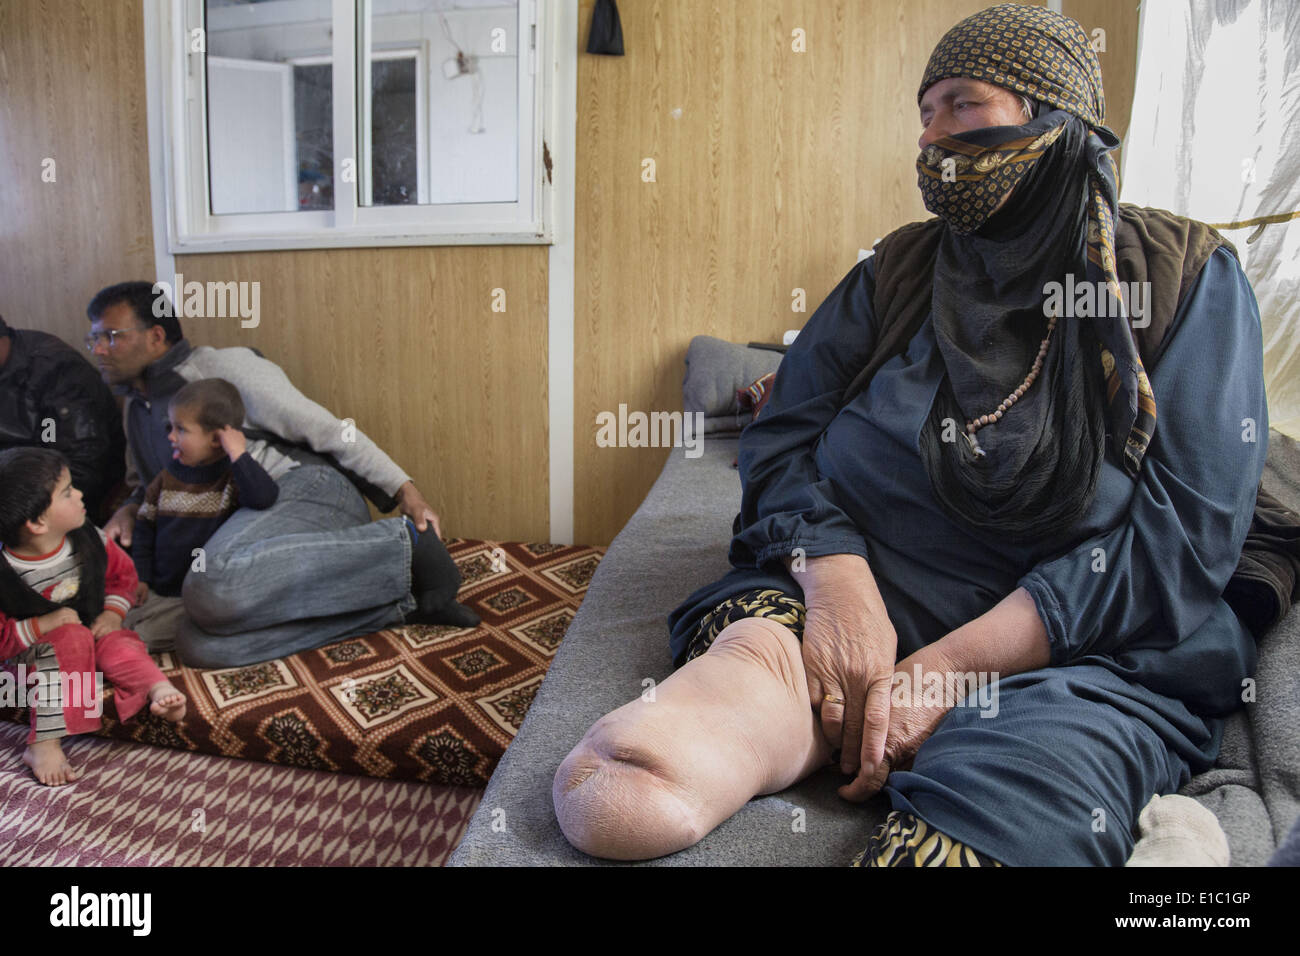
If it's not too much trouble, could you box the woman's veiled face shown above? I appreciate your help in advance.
[918,77,1031,214]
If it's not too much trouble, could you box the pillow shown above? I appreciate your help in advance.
[731,371,779,467]
[682,336,784,432]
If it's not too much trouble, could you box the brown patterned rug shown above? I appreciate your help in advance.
[1,539,604,788]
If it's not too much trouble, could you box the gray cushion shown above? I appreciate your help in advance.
[682,336,783,432]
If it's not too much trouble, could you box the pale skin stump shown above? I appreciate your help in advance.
[552,78,1044,861]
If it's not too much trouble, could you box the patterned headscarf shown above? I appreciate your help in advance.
[913,3,1153,543]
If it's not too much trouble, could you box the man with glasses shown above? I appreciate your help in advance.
[87,281,476,669]
[0,313,125,520]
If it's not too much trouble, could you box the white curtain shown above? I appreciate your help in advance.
[1121,0,1300,438]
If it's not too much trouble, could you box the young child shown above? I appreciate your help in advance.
[0,447,186,786]
[132,378,279,602]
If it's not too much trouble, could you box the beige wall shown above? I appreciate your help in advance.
[0,0,1138,547]
[1065,0,1140,183]
[0,0,156,347]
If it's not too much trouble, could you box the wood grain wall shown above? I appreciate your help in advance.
[573,0,1139,544]
[1065,0,1140,183]
[0,0,156,346]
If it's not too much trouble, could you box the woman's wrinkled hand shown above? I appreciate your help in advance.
[838,645,961,803]
[790,554,898,788]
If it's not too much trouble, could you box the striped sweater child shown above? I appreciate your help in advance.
[133,454,279,597]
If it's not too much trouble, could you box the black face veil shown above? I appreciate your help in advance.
[913,3,1148,543]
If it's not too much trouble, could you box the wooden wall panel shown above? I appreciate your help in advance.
[1065,0,1141,187]
[0,0,156,346]
[173,246,550,542]
[573,0,1061,544]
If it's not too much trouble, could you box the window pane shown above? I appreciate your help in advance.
[205,0,334,214]
[370,57,418,205]
[362,0,519,207]
[293,64,334,211]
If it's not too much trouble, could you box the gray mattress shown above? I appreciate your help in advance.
[449,429,1300,866]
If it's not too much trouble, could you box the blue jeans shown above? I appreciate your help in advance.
[175,463,418,668]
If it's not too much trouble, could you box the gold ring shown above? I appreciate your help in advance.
[823,694,846,706]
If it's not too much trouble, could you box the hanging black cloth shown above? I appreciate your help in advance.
[587,0,624,56]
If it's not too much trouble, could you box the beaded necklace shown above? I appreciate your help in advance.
[963,307,1058,459]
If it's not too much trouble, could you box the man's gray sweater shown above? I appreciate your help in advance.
[121,340,411,506]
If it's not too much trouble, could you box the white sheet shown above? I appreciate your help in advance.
[1121,0,1300,438]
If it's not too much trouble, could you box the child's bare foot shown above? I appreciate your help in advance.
[22,739,79,786]
[148,682,187,723]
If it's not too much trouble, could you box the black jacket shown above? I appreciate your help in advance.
[0,318,126,519]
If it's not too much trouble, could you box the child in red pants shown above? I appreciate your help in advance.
[0,448,185,786]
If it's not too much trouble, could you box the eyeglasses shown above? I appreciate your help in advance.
[84,328,137,352]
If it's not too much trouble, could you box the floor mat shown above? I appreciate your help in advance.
[1,538,604,787]
[0,720,481,866]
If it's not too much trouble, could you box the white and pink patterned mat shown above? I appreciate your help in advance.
[0,721,481,866]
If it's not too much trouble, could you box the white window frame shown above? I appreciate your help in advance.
[145,0,554,252]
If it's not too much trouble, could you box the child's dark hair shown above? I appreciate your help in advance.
[170,378,246,432]
[0,447,70,549]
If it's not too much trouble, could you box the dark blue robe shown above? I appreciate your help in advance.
[668,246,1268,865]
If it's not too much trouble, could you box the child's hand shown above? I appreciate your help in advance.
[216,425,247,461]
[89,611,121,638]
[135,581,150,606]
[36,608,80,636]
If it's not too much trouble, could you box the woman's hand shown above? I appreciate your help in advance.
[838,644,959,802]
[789,554,897,784]
[837,589,1051,802]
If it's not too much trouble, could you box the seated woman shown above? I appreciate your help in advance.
[552,2,1270,866]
